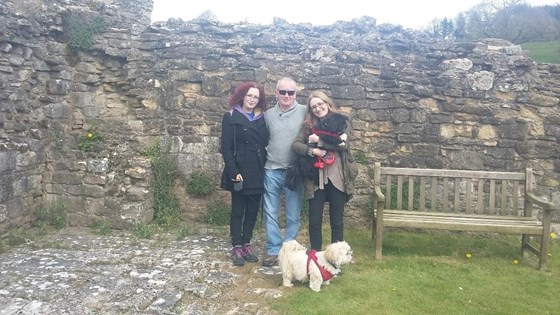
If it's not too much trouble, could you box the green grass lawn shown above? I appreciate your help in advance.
[272,229,559,315]
[521,40,560,64]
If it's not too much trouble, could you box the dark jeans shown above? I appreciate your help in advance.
[308,182,347,251]
[230,191,261,246]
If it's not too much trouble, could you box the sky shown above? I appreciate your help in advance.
[151,0,560,29]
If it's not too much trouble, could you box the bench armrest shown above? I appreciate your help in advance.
[526,192,556,213]
[373,162,385,204]
[374,185,385,203]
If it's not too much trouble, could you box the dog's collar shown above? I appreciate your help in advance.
[306,249,334,281]
[328,258,339,269]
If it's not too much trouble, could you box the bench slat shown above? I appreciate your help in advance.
[477,179,484,214]
[379,167,526,180]
[513,181,519,215]
[490,180,496,213]
[420,177,426,211]
[443,178,449,212]
[466,178,472,214]
[501,179,507,215]
[408,177,414,211]
[383,217,543,234]
[454,178,460,213]
[431,177,437,211]
[382,209,537,221]
[384,215,540,227]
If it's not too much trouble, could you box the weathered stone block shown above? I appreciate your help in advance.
[46,79,70,95]
[43,103,70,119]
[87,158,109,174]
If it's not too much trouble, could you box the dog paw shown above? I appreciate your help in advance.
[332,268,341,275]
[283,281,294,288]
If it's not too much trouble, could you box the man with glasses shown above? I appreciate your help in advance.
[261,77,307,267]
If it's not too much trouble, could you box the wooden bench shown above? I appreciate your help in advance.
[372,162,557,270]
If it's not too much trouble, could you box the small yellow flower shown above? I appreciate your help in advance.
[465,252,472,259]
[87,133,93,138]
[551,232,557,239]
[512,259,519,265]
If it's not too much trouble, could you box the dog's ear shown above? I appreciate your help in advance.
[334,114,348,132]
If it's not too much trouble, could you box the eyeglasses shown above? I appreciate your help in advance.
[310,102,326,111]
[277,90,296,96]
[245,94,259,100]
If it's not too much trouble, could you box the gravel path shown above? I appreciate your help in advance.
[0,228,287,315]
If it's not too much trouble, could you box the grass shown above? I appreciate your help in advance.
[272,228,560,315]
[521,40,560,64]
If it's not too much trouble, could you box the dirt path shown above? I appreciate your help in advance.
[0,227,297,315]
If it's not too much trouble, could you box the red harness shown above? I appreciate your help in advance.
[306,249,334,281]
[312,128,340,139]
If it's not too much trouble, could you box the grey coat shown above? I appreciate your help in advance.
[291,114,358,201]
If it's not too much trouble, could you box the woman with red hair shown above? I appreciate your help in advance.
[220,81,269,266]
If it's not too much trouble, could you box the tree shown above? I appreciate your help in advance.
[459,0,560,44]
[454,13,467,40]
[441,18,454,39]
[425,17,455,40]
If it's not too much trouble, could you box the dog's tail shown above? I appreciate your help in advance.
[278,240,306,266]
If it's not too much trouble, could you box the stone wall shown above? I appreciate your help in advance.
[1,0,559,234]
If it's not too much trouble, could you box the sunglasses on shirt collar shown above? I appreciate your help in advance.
[277,90,296,96]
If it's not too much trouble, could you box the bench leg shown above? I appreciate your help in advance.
[371,213,376,241]
[521,234,530,258]
[373,216,383,260]
[538,233,550,270]
[538,218,552,270]
[375,229,383,260]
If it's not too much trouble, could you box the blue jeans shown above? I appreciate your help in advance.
[263,169,303,255]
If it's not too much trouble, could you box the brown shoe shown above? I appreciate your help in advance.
[262,255,278,267]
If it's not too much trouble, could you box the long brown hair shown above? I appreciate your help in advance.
[304,90,338,129]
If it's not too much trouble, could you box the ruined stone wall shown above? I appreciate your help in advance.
[1,0,559,234]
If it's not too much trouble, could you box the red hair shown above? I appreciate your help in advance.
[228,81,267,112]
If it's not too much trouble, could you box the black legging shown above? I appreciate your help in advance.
[230,192,261,246]
[308,182,347,251]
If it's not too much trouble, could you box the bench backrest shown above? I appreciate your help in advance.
[374,162,534,217]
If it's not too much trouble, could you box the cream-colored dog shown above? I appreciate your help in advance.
[278,240,353,292]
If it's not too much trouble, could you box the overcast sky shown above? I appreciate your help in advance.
[151,0,560,29]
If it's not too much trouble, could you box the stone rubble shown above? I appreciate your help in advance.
[0,228,285,315]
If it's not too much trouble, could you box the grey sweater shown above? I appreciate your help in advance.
[264,102,307,170]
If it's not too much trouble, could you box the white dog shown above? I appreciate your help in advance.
[278,240,353,292]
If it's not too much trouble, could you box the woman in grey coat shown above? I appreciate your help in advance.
[291,90,358,251]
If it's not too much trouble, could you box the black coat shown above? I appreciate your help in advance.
[220,109,268,194]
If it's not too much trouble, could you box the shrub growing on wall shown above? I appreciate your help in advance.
[186,171,215,197]
[63,10,106,53]
[144,141,182,227]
